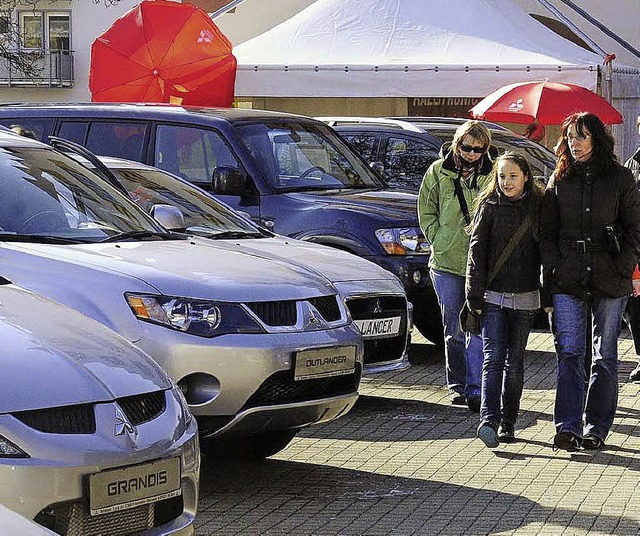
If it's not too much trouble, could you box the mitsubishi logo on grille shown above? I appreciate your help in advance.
[302,302,329,330]
[372,299,383,315]
[114,406,137,438]
[308,309,321,325]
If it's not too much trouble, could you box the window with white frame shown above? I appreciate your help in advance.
[19,11,69,50]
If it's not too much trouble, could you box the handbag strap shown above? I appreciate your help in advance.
[486,214,532,285]
[452,172,471,226]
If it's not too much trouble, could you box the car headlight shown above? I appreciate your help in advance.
[125,294,266,337]
[375,228,431,255]
[0,435,28,458]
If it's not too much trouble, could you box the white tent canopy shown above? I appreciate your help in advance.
[234,0,603,98]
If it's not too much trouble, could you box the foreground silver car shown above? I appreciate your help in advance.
[67,152,411,374]
[0,131,363,457]
[0,281,199,535]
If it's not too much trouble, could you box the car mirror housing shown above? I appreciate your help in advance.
[213,166,248,196]
[151,204,185,230]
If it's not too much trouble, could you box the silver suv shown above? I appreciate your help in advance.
[0,130,366,457]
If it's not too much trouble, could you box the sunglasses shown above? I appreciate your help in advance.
[459,144,486,154]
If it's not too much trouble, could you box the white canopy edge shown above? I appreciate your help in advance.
[235,63,599,98]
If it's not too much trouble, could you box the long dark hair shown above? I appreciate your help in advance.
[471,151,543,236]
[553,112,617,181]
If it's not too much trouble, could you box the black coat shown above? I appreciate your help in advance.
[540,161,640,299]
[466,190,542,311]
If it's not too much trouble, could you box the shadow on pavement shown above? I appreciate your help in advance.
[196,456,638,536]
[300,394,551,443]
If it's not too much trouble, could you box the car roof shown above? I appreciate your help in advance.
[0,102,317,124]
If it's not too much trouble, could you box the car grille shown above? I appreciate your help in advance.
[246,295,342,326]
[13,390,167,434]
[309,295,341,321]
[34,495,183,536]
[346,296,408,365]
[246,299,296,325]
[118,390,166,425]
[241,363,362,410]
[13,404,96,434]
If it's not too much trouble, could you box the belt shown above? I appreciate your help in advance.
[560,238,607,253]
[484,289,540,310]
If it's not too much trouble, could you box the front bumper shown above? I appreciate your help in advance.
[134,323,364,431]
[0,394,199,535]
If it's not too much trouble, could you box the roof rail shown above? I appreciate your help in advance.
[316,116,424,133]
[388,116,509,131]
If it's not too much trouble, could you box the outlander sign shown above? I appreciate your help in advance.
[409,97,482,118]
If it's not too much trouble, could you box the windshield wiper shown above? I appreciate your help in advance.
[99,230,173,243]
[198,230,266,240]
[0,233,90,245]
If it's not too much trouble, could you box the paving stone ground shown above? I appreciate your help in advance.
[196,329,640,535]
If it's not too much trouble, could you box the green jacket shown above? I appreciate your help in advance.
[418,150,493,276]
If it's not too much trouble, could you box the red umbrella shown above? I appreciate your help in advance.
[469,81,623,126]
[90,0,236,106]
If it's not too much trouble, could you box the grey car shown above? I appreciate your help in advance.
[0,130,364,458]
[55,145,411,375]
[0,280,199,535]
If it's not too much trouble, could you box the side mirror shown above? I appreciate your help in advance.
[151,204,185,230]
[213,166,248,195]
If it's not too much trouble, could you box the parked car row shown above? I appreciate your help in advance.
[0,105,426,534]
[0,103,443,344]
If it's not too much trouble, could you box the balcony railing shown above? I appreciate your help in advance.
[0,50,73,87]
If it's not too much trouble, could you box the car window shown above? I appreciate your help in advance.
[85,122,148,163]
[0,118,54,142]
[110,166,258,234]
[235,122,382,191]
[58,121,89,145]
[0,147,163,242]
[154,124,241,187]
[382,136,440,190]
[340,133,378,162]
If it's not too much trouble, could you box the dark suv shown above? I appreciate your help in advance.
[0,103,443,343]
[321,116,556,191]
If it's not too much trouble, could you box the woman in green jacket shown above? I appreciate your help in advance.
[418,121,493,411]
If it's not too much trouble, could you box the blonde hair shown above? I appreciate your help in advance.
[451,121,492,154]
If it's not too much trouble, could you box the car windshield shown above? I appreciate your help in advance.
[234,121,383,192]
[0,147,167,243]
[109,166,265,237]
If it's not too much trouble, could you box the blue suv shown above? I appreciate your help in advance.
[0,103,441,343]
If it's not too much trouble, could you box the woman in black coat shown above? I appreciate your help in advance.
[540,112,640,452]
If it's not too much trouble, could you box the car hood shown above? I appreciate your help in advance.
[286,188,419,224]
[218,236,401,285]
[0,238,335,302]
[0,284,172,413]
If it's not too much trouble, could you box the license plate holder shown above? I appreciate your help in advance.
[354,316,402,339]
[294,346,357,381]
[89,457,181,516]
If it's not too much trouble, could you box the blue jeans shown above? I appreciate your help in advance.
[552,293,627,440]
[480,304,535,426]
[430,269,482,398]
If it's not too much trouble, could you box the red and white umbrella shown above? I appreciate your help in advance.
[470,81,623,126]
